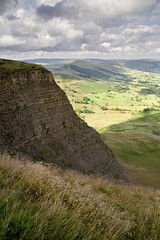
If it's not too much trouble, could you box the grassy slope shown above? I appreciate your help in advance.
[100,112,160,188]
[0,153,160,240]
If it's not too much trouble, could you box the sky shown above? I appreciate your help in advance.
[0,0,160,60]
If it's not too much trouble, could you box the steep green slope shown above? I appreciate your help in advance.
[0,153,160,240]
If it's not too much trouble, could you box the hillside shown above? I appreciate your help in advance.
[15,58,160,188]
[0,153,160,240]
[42,59,160,188]
[87,59,160,73]
[53,60,132,82]
[115,59,160,73]
[0,59,127,181]
[100,111,160,188]
[0,59,160,239]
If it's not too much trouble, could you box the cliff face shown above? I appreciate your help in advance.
[0,59,127,181]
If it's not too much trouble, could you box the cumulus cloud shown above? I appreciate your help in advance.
[36,0,62,7]
[0,0,159,59]
[36,0,156,25]
[48,18,83,40]
[0,35,25,47]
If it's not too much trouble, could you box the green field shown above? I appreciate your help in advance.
[55,68,160,128]
[45,60,160,188]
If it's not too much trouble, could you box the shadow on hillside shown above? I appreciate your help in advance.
[137,88,160,98]
[100,112,160,188]
[99,111,160,135]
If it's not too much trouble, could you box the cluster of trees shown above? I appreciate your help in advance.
[76,108,95,114]
[143,107,160,112]
[110,107,131,112]
[113,85,129,93]
[73,97,91,104]
[101,106,108,111]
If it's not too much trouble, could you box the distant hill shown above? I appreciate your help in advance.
[24,58,160,75]
[51,59,160,81]
[113,59,160,73]
[86,59,160,73]
[53,60,133,82]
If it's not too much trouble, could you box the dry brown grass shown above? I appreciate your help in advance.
[0,153,160,239]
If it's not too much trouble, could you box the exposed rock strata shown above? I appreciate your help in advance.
[0,59,128,181]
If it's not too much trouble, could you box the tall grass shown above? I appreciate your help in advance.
[0,153,160,239]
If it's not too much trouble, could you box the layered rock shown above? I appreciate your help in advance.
[0,59,127,181]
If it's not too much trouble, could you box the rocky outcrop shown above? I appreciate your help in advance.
[0,59,128,181]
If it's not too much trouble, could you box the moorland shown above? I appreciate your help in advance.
[0,58,160,240]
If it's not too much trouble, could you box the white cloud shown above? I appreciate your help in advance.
[156,48,160,53]
[0,0,159,59]
[101,42,111,48]
[81,44,87,50]
[36,0,61,6]
[15,8,25,18]
[48,18,83,40]
[85,0,156,17]
[0,35,25,47]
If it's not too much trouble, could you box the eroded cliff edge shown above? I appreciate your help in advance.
[0,59,128,182]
